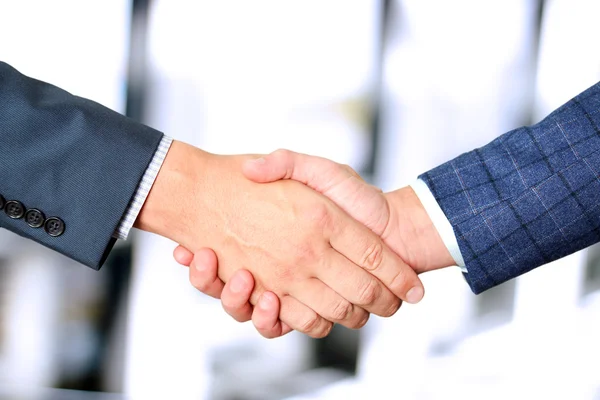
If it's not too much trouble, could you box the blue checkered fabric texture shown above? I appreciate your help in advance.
[420,81,600,294]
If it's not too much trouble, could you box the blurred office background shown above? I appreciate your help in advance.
[1,0,600,399]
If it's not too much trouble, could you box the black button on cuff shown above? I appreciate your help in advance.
[5,200,25,219]
[0,194,5,210]
[25,209,46,228]
[44,217,65,237]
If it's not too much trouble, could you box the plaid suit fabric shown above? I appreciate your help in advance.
[420,82,600,294]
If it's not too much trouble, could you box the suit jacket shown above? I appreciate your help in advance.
[421,81,600,294]
[0,62,163,269]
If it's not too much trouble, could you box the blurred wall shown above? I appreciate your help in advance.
[1,1,600,399]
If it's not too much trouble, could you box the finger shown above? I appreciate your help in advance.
[278,296,333,339]
[242,149,361,191]
[327,214,425,305]
[173,245,195,266]
[252,292,293,339]
[188,248,224,299]
[319,249,400,317]
[221,270,256,322]
[289,278,369,329]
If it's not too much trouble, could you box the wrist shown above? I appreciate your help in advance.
[382,186,454,273]
[134,140,211,243]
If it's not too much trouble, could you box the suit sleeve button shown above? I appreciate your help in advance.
[5,200,25,219]
[0,194,5,210]
[25,209,46,228]
[44,217,65,237]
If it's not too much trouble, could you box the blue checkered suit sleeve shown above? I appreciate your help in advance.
[420,81,600,294]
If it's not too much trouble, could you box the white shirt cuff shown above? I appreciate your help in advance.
[410,179,466,272]
[112,135,173,240]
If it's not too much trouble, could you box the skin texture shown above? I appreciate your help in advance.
[136,142,425,338]
[173,149,455,338]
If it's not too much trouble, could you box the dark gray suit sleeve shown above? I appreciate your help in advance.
[0,61,164,269]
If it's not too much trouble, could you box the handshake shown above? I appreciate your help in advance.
[135,141,456,339]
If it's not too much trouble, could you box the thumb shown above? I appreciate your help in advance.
[242,149,354,194]
[242,150,294,183]
[173,245,195,266]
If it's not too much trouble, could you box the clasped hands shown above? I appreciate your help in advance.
[138,142,454,339]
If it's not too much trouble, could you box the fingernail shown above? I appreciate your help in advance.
[248,157,266,165]
[406,287,424,304]
[230,276,245,293]
[259,293,274,309]
[194,261,206,272]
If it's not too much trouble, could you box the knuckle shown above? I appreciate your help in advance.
[341,163,356,175]
[273,148,291,158]
[361,242,384,272]
[356,313,370,329]
[310,321,333,339]
[298,313,322,334]
[304,203,332,230]
[349,312,370,329]
[357,279,380,306]
[330,300,353,321]
[381,298,402,318]
[293,243,319,266]
[369,183,384,193]
[388,268,409,295]
[341,163,362,179]
[274,264,296,284]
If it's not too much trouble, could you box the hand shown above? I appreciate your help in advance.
[174,149,454,338]
[137,142,425,338]
[241,150,454,272]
